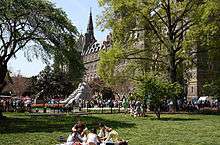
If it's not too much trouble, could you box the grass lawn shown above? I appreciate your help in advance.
[0,113,220,145]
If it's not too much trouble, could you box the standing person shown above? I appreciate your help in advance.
[79,100,82,111]
[134,101,142,117]
[5,100,9,112]
[3,100,6,112]
[122,96,129,114]
[0,100,4,118]
[129,100,135,116]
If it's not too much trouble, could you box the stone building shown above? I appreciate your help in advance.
[81,10,112,82]
[81,11,219,101]
[187,47,220,101]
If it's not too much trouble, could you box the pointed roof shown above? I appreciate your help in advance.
[83,8,96,51]
[87,8,94,34]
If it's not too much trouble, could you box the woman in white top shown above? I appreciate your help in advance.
[86,128,100,145]
[64,122,87,145]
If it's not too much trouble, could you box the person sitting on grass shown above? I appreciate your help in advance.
[85,128,101,145]
[98,123,119,145]
[63,122,87,145]
[98,123,128,145]
[72,121,87,137]
[98,123,112,142]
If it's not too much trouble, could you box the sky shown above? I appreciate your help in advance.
[8,0,109,77]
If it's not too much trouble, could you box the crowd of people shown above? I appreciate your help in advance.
[1,95,219,115]
[127,100,144,117]
[0,98,31,112]
[62,96,220,117]
[82,99,120,108]
[0,99,11,112]
[58,122,128,145]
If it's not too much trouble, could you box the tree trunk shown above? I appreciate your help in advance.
[0,64,7,119]
[0,110,3,118]
[168,50,178,111]
[218,99,220,111]
[0,64,8,93]
[169,50,177,83]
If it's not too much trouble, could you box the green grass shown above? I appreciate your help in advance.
[1,113,220,145]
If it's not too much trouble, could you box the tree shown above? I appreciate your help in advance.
[98,0,201,80]
[27,66,74,102]
[98,44,133,98]
[0,0,79,92]
[204,80,220,101]
[88,77,104,96]
[97,0,220,110]
[52,38,84,87]
[135,73,182,119]
[3,73,30,97]
[186,0,220,100]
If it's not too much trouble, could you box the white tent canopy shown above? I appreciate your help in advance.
[198,96,208,101]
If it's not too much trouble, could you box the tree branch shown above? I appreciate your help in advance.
[129,28,145,32]
[0,25,6,49]
[153,9,168,27]
[122,56,168,65]
[166,0,172,34]
[174,20,192,36]
[174,22,194,40]
[133,7,169,49]
[1,20,14,60]
[4,20,40,63]
[172,1,194,31]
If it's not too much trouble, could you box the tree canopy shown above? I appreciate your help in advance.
[98,0,219,81]
[0,0,82,92]
[27,66,74,101]
[97,0,220,108]
[135,73,182,118]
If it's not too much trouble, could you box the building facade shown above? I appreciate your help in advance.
[81,11,112,82]
[187,46,220,101]
[82,11,219,101]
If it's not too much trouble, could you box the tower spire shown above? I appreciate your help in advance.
[84,8,96,50]
[87,7,94,35]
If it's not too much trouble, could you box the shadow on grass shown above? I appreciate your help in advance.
[150,117,201,121]
[194,110,220,115]
[0,114,135,134]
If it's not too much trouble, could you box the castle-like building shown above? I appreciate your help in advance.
[80,10,112,82]
[81,11,219,101]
